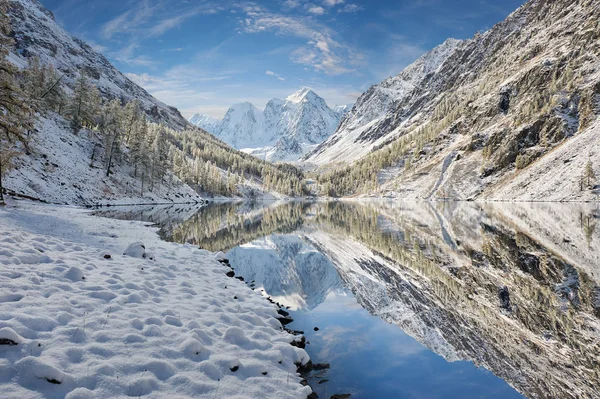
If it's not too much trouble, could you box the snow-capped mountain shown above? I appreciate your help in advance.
[188,113,220,134]
[304,38,462,165]
[189,88,350,162]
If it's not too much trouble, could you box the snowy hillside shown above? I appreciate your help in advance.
[188,114,220,135]
[4,114,202,206]
[304,38,462,165]
[188,88,349,162]
[8,0,188,129]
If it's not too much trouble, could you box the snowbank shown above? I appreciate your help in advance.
[0,201,311,398]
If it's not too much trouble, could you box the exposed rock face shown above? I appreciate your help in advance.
[8,0,189,130]
[304,0,600,201]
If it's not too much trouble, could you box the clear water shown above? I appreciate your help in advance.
[95,200,600,399]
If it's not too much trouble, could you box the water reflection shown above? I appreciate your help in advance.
[95,200,600,399]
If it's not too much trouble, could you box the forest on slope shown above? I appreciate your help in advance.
[1,0,307,206]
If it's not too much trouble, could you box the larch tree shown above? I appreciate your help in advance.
[584,158,596,188]
[100,99,123,177]
[68,74,100,133]
[0,0,34,204]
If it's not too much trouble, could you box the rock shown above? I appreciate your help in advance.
[314,327,320,331]
[277,309,290,317]
[499,286,511,310]
[0,338,18,346]
[290,336,306,349]
[278,316,294,326]
[331,394,351,399]
[103,254,112,259]
[226,271,235,278]
[318,379,330,384]
[230,365,239,372]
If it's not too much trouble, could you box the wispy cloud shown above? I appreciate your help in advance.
[338,4,363,13]
[239,5,362,75]
[265,70,286,81]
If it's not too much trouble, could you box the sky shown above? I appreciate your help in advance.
[41,0,526,119]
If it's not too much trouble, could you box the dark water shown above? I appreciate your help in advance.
[94,201,600,399]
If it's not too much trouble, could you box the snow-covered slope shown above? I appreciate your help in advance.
[0,202,312,399]
[187,114,221,135]
[217,102,268,149]
[305,0,600,201]
[189,88,349,162]
[304,38,462,165]
[8,0,189,129]
[4,114,202,206]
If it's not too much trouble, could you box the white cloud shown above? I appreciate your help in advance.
[307,5,325,15]
[266,70,286,81]
[240,8,362,75]
[323,0,344,6]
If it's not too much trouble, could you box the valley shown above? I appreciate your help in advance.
[1,0,599,398]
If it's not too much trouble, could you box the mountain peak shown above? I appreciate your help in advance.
[286,87,320,104]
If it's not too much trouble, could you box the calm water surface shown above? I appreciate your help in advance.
[95,201,600,399]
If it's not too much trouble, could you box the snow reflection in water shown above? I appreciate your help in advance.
[96,200,600,399]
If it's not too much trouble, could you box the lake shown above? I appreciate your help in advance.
[95,200,600,399]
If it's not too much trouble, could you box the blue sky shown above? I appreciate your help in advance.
[42,0,526,118]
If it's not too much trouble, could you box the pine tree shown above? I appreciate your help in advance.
[41,64,67,114]
[129,117,148,178]
[0,0,35,203]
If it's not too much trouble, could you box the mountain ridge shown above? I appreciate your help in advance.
[188,88,351,162]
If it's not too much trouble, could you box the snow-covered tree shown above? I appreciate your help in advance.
[68,74,101,133]
[100,99,123,177]
[149,126,169,191]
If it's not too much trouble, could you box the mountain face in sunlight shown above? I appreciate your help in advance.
[189,88,349,162]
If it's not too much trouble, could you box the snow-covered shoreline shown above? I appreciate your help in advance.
[0,200,312,398]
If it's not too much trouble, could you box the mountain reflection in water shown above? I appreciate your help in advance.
[94,201,600,399]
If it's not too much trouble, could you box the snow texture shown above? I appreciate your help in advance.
[4,114,203,206]
[0,201,311,398]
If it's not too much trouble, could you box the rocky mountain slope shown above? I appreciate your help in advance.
[189,88,349,162]
[307,0,600,201]
[304,38,462,165]
[9,0,188,129]
[5,0,307,203]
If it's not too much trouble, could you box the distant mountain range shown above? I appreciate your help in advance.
[189,88,351,162]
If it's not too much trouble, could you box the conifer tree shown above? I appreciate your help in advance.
[100,99,123,177]
[584,158,596,188]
